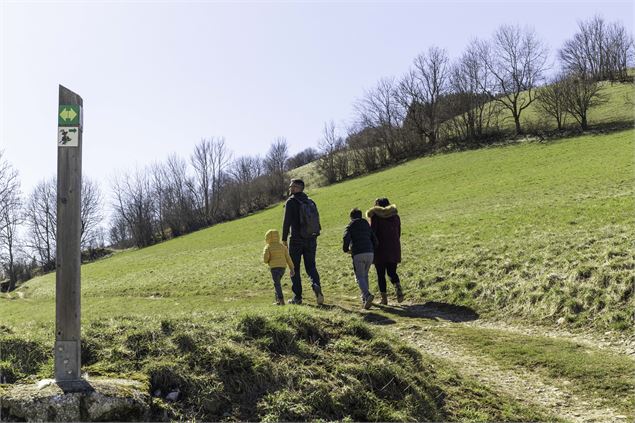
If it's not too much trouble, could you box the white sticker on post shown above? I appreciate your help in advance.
[58,127,79,147]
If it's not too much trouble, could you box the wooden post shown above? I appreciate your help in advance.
[55,85,83,386]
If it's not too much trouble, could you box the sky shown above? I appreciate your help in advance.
[1,0,633,213]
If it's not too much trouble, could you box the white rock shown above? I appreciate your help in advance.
[556,317,565,325]
[166,390,180,402]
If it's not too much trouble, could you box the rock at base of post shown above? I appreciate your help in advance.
[0,378,151,422]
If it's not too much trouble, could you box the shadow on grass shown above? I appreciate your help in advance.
[378,301,479,323]
[362,312,397,325]
[303,300,478,324]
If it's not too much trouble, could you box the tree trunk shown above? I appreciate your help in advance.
[581,115,588,130]
[514,114,523,135]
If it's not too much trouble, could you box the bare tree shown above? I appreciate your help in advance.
[399,46,450,147]
[229,155,263,215]
[317,121,345,183]
[190,138,213,224]
[562,75,606,130]
[109,215,131,249]
[448,41,499,141]
[286,147,319,171]
[478,25,548,135]
[23,176,104,266]
[347,126,382,174]
[264,137,289,198]
[111,168,156,248]
[190,137,232,224]
[559,15,634,81]
[0,152,22,290]
[537,75,570,131]
[0,151,20,233]
[0,198,22,291]
[209,138,232,222]
[166,153,199,234]
[149,161,169,240]
[355,77,405,161]
[605,21,634,81]
[24,178,57,269]
[80,178,104,249]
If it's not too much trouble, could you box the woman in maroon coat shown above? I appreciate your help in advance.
[366,198,404,305]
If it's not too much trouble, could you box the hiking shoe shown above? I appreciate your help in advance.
[314,287,324,305]
[274,297,285,306]
[395,283,404,303]
[288,297,302,305]
[380,292,388,305]
[363,294,374,310]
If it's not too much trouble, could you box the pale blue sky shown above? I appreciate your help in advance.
[1,1,633,201]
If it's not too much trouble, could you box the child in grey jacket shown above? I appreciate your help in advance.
[343,208,378,309]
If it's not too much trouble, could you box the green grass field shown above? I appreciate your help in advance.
[4,129,633,331]
[516,80,634,131]
[2,90,634,420]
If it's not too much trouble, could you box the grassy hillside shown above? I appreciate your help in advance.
[3,129,633,332]
[291,80,635,188]
[493,80,634,133]
[2,127,633,421]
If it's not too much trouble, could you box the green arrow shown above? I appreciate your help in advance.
[68,128,77,133]
[60,107,77,122]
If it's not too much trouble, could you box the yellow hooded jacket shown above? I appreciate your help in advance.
[263,229,294,269]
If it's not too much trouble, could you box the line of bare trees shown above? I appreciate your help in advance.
[316,16,633,184]
[0,151,106,291]
[110,137,291,249]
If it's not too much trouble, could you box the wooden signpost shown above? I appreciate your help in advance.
[55,85,83,387]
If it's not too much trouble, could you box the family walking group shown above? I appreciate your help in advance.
[263,178,403,309]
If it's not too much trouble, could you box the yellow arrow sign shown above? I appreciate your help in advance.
[59,107,78,122]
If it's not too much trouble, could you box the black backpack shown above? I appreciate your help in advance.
[296,197,321,238]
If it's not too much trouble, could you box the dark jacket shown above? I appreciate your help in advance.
[282,192,318,242]
[343,218,378,256]
[366,205,401,264]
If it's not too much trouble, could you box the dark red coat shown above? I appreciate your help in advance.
[367,205,401,264]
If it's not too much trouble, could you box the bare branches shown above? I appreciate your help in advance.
[0,151,20,234]
[0,151,22,289]
[478,25,548,135]
[264,137,289,199]
[317,121,348,183]
[354,77,406,161]
[537,75,570,131]
[406,46,450,144]
[111,168,156,248]
[80,178,104,249]
[559,15,634,81]
[24,178,57,269]
[561,76,607,130]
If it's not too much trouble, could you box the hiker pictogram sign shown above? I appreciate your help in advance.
[58,126,79,147]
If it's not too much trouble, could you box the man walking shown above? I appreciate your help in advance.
[282,179,324,305]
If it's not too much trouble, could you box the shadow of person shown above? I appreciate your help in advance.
[362,312,397,325]
[378,301,479,323]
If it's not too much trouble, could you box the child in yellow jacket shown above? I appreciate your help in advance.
[263,229,295,305]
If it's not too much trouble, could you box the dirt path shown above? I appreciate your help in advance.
[361,301,632,423]
[460,318,635,357]
[368,300,634,355]
[399,325,628,423]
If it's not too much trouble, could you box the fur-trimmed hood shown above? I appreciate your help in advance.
[366,204,398,219]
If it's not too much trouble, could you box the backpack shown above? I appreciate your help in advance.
[296,197,321,238]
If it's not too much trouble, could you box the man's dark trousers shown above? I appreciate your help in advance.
[289,237,320,300]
